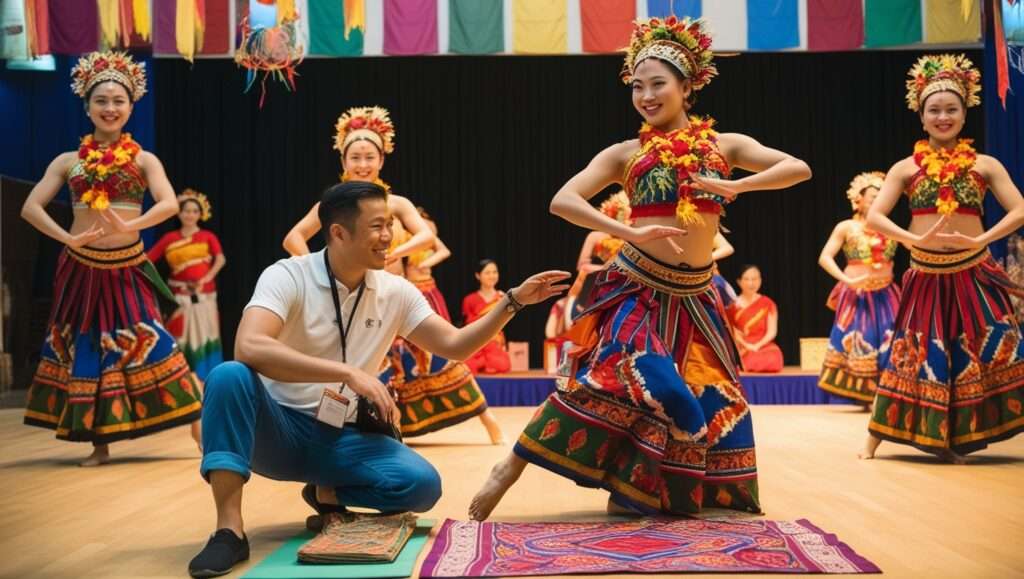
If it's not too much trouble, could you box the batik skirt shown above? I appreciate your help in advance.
[818,278,900,403]
[869,247,1024,455]
[382,276,488,437]
[166,282,223,382]
[24,242,202,444]
[515,244,760,515]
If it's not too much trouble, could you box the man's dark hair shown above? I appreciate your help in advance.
[318,181,388,242]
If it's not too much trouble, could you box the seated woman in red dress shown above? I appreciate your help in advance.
[727,265,784,373]
[462,260,511,374]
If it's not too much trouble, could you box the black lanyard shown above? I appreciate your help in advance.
[324,249,365,363]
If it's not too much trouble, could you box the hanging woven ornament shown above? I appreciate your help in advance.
[234,0,304,108]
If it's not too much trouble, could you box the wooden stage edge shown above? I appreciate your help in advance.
[487,365,818,379]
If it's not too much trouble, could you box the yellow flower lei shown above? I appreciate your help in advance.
[636,116,726,225]
[76,133,141,210]
[912,139,977,216]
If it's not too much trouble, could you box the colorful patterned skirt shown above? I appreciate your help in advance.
[818,278,900,403]
[24,243,202,444]
[711,273,736,308]
[413,277,451,322]
[515,244,760,515]
[382,278,488,437]
[166,282,223,382]
[869,247,1024,455]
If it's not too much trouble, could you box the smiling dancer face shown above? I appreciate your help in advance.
[630,58,691,131]
[341,139,384,183]
[86,81,134,136]
[919,91,966,148]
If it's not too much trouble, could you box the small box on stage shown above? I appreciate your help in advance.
[799,338,829,372]
[508,342,529,372]
[543,340,559,374]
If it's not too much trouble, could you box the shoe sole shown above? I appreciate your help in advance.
[189,555,249,578]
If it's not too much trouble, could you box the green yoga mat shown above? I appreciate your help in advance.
[242,519,435,579]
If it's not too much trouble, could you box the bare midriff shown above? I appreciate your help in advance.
[70,206,142,248]
[632,213,718,268]
[908,212,985,252]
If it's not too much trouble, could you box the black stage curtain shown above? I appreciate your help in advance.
[154,50,984,367]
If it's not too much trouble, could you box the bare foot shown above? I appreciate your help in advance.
[858,435,882,460]
[606,497,640,516]
[80,444,110,467]
[468,454,527,521]
[479,410,507,445]
[191,420,202,452]
[939,449,969,464]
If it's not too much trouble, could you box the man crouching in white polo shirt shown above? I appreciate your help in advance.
[188,181,570,578]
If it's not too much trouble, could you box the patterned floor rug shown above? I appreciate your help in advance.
[420,518,880,576]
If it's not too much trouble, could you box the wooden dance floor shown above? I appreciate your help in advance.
[1,405,1022,578]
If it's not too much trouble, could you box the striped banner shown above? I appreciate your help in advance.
[28,0,985,58]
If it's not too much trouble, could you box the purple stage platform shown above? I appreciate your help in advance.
[476,367,852,407]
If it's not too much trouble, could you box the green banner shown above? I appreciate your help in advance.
[449,0,504,54]
[310,0,364,56]
[865,0,922,47]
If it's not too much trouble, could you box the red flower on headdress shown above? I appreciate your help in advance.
[349,118,366,129]
[94,58,108,71]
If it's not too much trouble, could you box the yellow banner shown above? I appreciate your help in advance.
[514,0,567,54]
[925,0,981,43]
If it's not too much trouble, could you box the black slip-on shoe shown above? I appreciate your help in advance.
[188,528,250,578]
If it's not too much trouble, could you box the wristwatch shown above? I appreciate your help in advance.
[504,289,525,314]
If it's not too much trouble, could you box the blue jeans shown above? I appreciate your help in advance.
[200,361,441,513]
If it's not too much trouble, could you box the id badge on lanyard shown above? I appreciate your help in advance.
[315,249,365,429]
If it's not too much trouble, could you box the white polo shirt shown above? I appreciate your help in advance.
[245,249,435,420]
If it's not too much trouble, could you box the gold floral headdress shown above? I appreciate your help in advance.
[905,53,981,111]
[178,188,212,222]
[70,51,147,102]
[846,171,885,213]
[621,16,716,91]
[333,106,396,156]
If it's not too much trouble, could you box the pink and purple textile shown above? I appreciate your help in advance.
[420,518,880,577]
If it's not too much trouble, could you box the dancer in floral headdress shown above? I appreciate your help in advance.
[20,51,202,466]
[861,54,1024,461]
[148,189,226,382]
[817,172,900,405]
[282,106,434,266]
[469,16,811,519]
